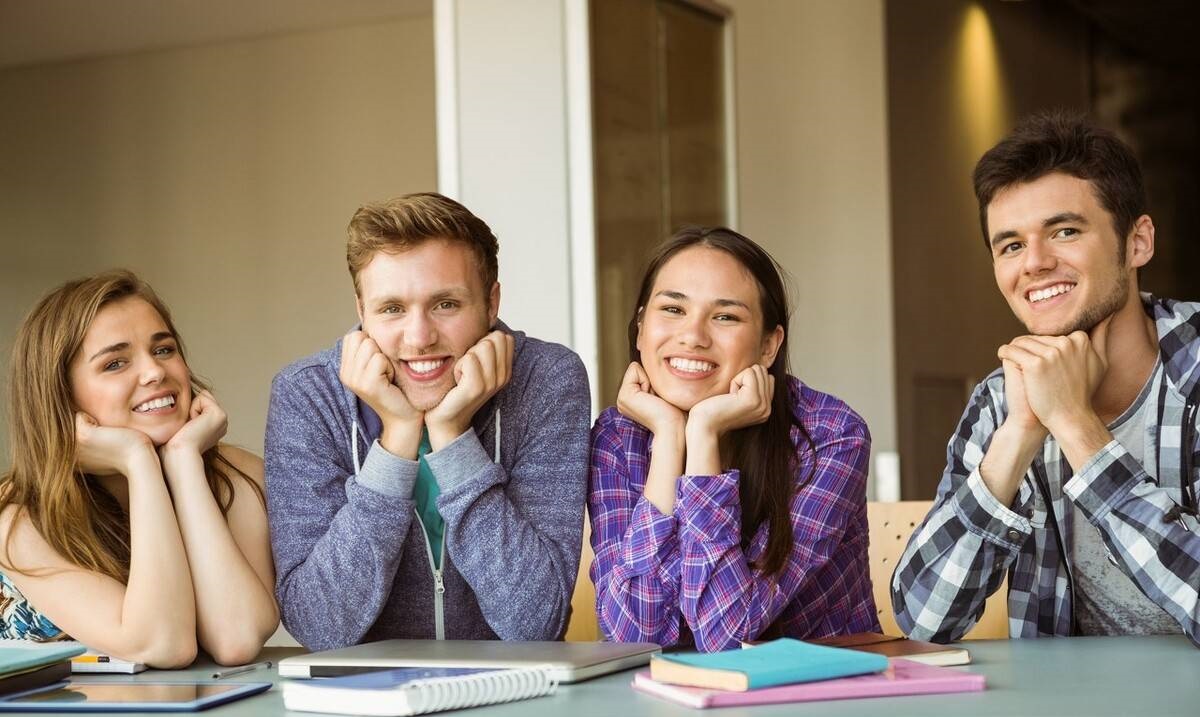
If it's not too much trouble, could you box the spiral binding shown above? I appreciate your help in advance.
[403,665,558,714]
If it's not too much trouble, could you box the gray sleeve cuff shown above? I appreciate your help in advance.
[354,440,419,498]
[424,428,492,491]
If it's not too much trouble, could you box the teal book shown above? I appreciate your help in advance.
[649,638,889,692]
[0,644,86,677]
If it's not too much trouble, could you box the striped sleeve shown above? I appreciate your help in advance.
[891,377,1031,642]
[587,412,684,645]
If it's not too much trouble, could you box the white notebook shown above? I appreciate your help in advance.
[282,665,557,716]
[1,639,146,674]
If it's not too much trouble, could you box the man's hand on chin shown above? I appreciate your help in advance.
[339,330,424,460]
[996,317,1113,471]
[426,330,514,451]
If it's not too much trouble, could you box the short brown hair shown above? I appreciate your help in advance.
[973,110,1147,254]
[346,193,500,294]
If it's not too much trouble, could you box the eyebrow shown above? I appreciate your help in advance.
[653,289,751,311]
[88,331,175,363]
[989,212,1090,248]
[366,287,472,307]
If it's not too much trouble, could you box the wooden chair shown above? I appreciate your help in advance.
[868,500,1008,640]
[565,514,601,641]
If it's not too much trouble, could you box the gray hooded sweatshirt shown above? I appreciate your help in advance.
[265,323,590,650]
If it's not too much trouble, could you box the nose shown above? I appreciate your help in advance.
[138,355,166,385]
[1022,236,1057,274]
[404,311,439,351]
[677,312,711,349]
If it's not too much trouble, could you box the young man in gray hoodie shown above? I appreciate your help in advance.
[265,193,590,650]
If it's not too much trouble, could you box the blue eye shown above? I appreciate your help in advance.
[103,359,126,371]
[154,345,176,357]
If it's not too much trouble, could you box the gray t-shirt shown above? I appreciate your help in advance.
[1072,358,1180,636]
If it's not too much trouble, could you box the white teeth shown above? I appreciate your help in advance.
[134,395,175,412]
[408,359,446,375]
[668,358,714,373]
[1029,283,1075,303]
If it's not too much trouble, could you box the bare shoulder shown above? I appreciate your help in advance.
[216,444,264,489]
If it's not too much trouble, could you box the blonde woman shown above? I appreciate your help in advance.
[0,271,277,667]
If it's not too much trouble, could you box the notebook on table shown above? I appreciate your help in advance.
[2,640,145,674]
[278,639,660,683]
[633,659,986,709]
[650,638,889,691]
[807,632,971,667]
[283,665,557,716]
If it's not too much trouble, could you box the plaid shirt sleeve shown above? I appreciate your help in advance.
[588,412,685,645]
[1065,440,1200,646]
[677,408,872,652]
[891,376,1033,642]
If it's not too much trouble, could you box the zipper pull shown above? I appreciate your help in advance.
[434,571,445,595]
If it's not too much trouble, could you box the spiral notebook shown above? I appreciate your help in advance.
[282,665,558,716]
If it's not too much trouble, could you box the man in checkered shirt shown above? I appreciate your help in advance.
[891,111,1200,646]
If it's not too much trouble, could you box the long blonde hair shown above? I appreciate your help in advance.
[1,270,259,582]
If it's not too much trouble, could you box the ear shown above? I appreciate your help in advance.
[487,281,501,326]
[1127,214,1155,270]
[633,307,646,355]
[355,295,365,325]
[759,324,785,367]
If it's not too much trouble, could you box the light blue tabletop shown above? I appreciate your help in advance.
[42,635,1200,716]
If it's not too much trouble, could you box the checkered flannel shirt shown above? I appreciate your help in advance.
[892,294,1200,647]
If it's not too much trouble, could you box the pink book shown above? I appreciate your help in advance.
[632,659,985,709]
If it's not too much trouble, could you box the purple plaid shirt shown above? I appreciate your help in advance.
[588,377,880,652]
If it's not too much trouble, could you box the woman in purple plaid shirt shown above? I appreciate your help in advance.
[588,227,879,651]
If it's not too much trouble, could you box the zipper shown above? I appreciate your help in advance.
[412,508,446,640]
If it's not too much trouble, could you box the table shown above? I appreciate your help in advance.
[60,636,1200,716]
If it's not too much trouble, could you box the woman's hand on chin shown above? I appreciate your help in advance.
[687,364,774,439]
[161,389,228,458]
[74,412,157,477]
[617,362,685,437]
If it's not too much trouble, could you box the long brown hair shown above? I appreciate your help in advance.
[628,227,810,577]
[1,270,259,582]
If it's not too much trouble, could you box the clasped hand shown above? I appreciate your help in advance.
[616,362,774,440]
[996,318,1110,437]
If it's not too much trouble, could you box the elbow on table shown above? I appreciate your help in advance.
[133,637,199,670]
[207,636,267,667]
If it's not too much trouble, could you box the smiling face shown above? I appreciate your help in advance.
[356,239,498,411]
[68,296,193,446]
[636,246,783,411]
[988,172,1145,336]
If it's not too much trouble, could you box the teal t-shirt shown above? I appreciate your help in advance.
[412,429,444,568]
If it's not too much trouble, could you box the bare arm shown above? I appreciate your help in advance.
[3,419,196,667]
[163,443,278,665]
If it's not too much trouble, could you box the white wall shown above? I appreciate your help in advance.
[725,0,897,459]
[0,16,437,460]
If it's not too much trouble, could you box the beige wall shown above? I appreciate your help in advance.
[0,16,436,461]
[725,0,896,458]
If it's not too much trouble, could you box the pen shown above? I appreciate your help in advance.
[211,660,273,680]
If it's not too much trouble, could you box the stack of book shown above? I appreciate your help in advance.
[0,644,85,697]
[633,637,984,709]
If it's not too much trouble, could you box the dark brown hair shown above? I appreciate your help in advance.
[628,227,810,577]
[973,110,1147,257]
[346,192,500,294]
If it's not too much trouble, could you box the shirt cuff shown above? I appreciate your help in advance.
[1064,439,1139,524]
[423,427,492,492]
[677,471,740,542]
[355,440,419,498]
[621,497,680,577]
[952,469,1032,550]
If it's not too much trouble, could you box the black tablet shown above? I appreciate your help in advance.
[0,681,271,712]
